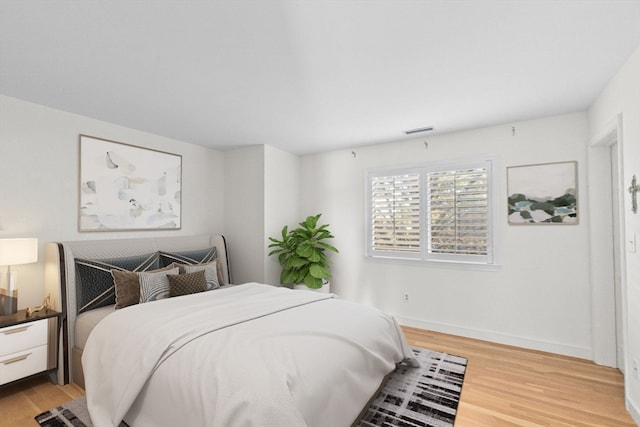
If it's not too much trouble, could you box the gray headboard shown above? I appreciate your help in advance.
[44,234,231,385]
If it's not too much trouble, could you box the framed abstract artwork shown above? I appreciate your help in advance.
[79,135,182,231]
[507,161,577,225]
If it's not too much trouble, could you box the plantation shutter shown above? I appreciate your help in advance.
[370,173,421,253]
[427,167,488,255]
[366,158,495,265]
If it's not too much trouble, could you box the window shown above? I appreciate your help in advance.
[366,157,496,266]
[370,172,421,256]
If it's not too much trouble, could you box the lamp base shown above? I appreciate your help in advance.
[0,288,18,316]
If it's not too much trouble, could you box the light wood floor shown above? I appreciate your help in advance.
[0,375,83,427]
[403,327,635,427]
[0,327,635,427]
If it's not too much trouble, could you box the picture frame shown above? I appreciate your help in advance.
[78,135,182,231]
[507,161,577,225]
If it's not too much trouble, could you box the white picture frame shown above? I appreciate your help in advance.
[507,161,578,225]
[79,135,182,231]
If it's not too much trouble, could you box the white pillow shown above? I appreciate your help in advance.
[139,267,179,303]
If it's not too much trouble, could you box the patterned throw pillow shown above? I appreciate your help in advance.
[111,264,178,309]
[168,270,208,297]
[75,252,160,313]
[183,260,219,290]
[139,267,179,303]
[159,247,217,267]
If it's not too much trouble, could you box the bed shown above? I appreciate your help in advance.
[44,234,233,388]
[44,234,416,427]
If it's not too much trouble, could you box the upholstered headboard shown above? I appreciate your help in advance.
[44,234,231,385]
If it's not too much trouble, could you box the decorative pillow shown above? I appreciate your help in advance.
[139,267,179,303]
[159,247,217,268]
[174,262,225,287]
[75,252,160,313]
[183,260,220,290]
[111,264,178,309]
[168,270,208,297]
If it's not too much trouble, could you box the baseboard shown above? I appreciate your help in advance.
[394,314,592,361]
[628,396,640,426]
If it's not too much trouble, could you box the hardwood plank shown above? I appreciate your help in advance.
[0,328,634,427]
[402,326,635,427]
[0,376,83,427]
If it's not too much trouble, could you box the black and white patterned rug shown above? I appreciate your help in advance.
[36,347,466,427]
[35,395,128,427]
[355,347,467,426]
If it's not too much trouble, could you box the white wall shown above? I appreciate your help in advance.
[264,145,300,286]
[223,145,265,284]
[588,44,640,423]
[224,144,300,285]
[300,112,593,359]
[0,95,224,308]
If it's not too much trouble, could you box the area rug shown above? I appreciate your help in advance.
[355,347,467,427]
[34,396,128,427]
[36,347,466,427]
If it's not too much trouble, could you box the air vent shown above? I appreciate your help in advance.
[403,126,434,135]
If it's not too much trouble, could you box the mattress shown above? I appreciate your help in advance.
[74,305,115,350]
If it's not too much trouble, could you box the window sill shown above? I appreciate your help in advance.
[364,255,501,272]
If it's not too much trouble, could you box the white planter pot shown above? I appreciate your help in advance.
[293,280,330,293]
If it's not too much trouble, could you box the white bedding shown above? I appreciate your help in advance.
[82,283,416,427]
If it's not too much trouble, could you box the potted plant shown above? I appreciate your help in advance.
[268,213,339,291]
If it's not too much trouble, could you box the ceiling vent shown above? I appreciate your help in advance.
[403,126,434,135]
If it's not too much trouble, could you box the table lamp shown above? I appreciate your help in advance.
[0,238,38,316]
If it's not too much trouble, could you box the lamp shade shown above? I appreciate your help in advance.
[0,238,38,266]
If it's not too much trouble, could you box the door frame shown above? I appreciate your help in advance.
[588,113,627,369]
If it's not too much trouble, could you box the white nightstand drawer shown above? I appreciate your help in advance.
[0,344,48,385]
[0,319,48,356]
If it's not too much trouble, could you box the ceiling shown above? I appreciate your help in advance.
[1,1,639,155]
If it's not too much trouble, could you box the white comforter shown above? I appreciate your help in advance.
[82,283,416,427]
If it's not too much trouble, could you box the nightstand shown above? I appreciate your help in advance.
[0,309,61,386]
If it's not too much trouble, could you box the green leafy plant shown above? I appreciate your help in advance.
[268,213,339,289]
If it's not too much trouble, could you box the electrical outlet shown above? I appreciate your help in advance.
[403,293,409,303]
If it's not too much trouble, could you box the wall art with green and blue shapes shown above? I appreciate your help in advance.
[507,161,577,225]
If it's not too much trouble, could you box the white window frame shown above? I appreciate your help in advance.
[365,156,498,268]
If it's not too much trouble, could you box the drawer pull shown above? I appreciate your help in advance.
[3,325,31,335]
[2,353,31,365]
